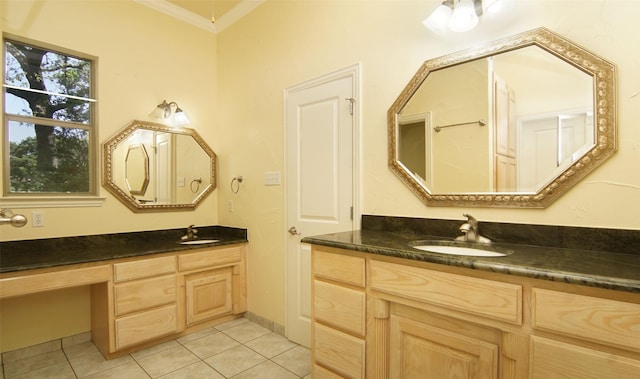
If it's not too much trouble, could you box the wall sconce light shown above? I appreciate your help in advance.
[424,0,503,34]
[149,100,190,126]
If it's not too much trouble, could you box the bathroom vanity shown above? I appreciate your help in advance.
[0,226,248,359]
[304,218,640,379]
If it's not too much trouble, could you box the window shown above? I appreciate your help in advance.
[3,35,97,196]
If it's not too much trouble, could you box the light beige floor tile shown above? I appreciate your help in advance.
[2,340,61,364]
[221,322,270,344]
[182,332,240,359]
[3,350,66,377]
[204,345,266,378]
[8,361,75,379]
[134,345,199,378]
[157,361,224,379]
[244,333,297,358]
[214,318,250,332]
[131,340,181,360]
[231,360,299,379]
[82,361,150,379]
[271,345,311,377]
[65,343,133,378]
[175,327,218,345]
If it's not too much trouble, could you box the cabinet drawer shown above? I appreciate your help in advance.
[113,256,176,282]
[313,250,365,288]
[314,280,365,336]
[314,323,365,379]
[115,304,178,350]
[114,275,176,316]
[370,260,522,324]
[532,288,640,351]
[179,246,242,272]
[530,336,640,379]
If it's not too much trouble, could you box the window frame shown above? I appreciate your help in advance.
[2,33,100,204]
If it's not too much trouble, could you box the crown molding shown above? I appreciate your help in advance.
[134,0,265,34]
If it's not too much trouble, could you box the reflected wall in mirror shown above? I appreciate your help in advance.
[388,28,616,208]
[103,120,217,212]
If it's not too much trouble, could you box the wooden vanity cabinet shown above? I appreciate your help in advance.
[179,245,247,326]
[529,288,640,378]
[90,243,247,359]
[310,245,640,379]
[112,256,179,350]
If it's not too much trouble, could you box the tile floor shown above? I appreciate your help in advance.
[1,318,311,379]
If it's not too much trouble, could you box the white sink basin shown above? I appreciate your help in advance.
[411,243,511,257]
[179,239,220,245]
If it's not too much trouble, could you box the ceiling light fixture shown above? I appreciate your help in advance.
[424,0,502,34]
[149,100,190,126]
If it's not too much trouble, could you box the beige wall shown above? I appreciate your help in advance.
[0,0,219,242]
[216,0,640,327]
[0,0,218,352]
[2,0,640,351]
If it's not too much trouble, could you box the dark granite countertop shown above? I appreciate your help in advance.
[0,226,248,274]
[302,229,640,293]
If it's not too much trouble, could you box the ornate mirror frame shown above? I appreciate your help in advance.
[103,120,217,212]
[388,27,616,208]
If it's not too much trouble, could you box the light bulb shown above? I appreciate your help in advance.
[448,0,479,32]
[423,2,453,34]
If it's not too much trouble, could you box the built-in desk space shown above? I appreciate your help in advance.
[0,226,248,359]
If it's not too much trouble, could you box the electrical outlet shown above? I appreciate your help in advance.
[32,211,44,227]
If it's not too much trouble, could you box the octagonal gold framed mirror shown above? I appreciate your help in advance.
[103,120,217,212]
[388,27,616,208]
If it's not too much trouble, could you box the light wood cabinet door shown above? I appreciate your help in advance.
[115,304,178,350]
[114,275,176,316]
[390,314,499,379]
[529,336,640,379]
[314,280,366,336]
[185,268,233,326]
[314,323,365,379]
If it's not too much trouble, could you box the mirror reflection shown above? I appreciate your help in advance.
[397,46,593,194]
[388,28,616,208]
[104,120,217,212]
[124,144,150,196]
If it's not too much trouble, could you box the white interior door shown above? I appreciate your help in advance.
[285,65,358,347]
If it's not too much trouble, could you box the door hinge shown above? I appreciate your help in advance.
[345,98,355,115]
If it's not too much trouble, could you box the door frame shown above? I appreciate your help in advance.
[283,63,362,340]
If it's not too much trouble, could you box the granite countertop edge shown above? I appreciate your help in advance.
[0,225,248,274]
[302,230,640,294]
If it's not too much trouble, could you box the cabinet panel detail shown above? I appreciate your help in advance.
[185,269,233,325]
[314,250,365,288]
[529,336,640,379]
[179,247,242,272]
[314,280,365,336]
[532,288,640,351]
[115,304,178,349]
[370,260,522,324]
[390,314,498,379]
[113,256,176,282]
[314,323,365,379]
[114,275,176,316]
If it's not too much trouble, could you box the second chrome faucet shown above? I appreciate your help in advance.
[455,213,491,244]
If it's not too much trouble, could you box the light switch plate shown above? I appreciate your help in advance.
[263,171,281,186]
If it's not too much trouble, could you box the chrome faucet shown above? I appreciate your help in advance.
[181,224,198,241]
[455,213,491,244]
